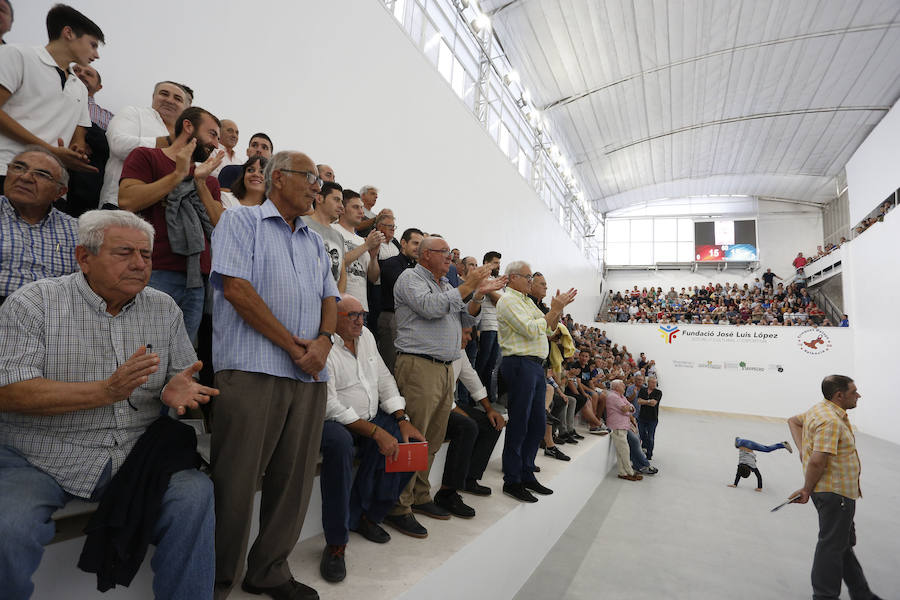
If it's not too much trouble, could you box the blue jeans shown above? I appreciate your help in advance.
[319,413,412,546]
[148,270,205,345]
[0,445,214,599]
[500,356,545,484]
[475,331,501,403]
[627,430,649,469]
[735,437,786,453]
[638,419,658,459]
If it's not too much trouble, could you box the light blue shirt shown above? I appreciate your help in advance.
[211,199,340,382]
[0,196,78,298]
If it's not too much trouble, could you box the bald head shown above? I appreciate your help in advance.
[220,119,239,151]
[336,294,365,342]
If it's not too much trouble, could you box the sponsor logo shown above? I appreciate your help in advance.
[658,325,680,344]
[672,360,694,368]
[767,364,785,373]
[697,360,723,369]
[797,329,832,355]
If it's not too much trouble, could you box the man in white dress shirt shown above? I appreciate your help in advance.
[319,294,424,583]
[211,119,243,177]
[97,80,192,207]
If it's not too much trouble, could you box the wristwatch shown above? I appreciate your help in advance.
[394,412,410,423]
[317,331,334,342]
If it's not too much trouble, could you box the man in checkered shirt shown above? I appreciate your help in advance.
[0,209,219,599]
[788,375,883,600]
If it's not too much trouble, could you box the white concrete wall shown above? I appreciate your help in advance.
[599,322,854,419]
[9,0,602,320]
[841,210,900,445]
[845,101,900,225]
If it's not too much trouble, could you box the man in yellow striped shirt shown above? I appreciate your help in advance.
[496,260,576,503]
[787,375,881,600]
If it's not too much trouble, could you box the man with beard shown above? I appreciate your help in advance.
[119,106,223,342]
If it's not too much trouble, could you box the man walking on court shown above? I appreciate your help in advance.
[787,375,882,600]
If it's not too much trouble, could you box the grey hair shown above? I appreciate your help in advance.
[78,210,155,254]
[610,379,625,390]
[360,185,378,196]
[263,151,297,194]
[14,145,69,187]
[417,235,442,259]
[648,376,657,383]
[504,260,530,276]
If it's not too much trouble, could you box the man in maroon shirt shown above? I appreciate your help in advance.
[118,106,223,342]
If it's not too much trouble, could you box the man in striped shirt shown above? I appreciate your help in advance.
[497,261,576,502]
[788,375,882,600]
[0,147,78,303]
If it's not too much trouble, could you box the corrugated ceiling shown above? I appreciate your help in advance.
[481,0,900,214]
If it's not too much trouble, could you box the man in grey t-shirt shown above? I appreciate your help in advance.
[302,181,346,288]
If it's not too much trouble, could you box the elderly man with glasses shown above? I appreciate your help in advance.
[497,261,577,502]
[317,294,424,583]
[0,147,78,304]
[210,150,339,600]
[383,235,504,537]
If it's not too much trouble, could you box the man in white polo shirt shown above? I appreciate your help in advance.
[0,4,104,187]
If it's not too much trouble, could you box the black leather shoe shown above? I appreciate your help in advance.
[319,545,346,583]
[533,465,541,473]
[523,480,554,495]
[383,513,428,538]
[544,446,571,461]
[563,432,579,444]
[463,479,492,496]
[545,410,560,426]
[571,432,585,440]
[351,515,390,543]
[241,577,319,600]
[434,490,476,518]
[411,500,451,520]
[553,434,567,445]
[503,482,538,503]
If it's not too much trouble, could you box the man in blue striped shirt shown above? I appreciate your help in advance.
[0,147,78,303]
[210,150,339,600]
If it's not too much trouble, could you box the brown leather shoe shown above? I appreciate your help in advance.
[617,474,643,481]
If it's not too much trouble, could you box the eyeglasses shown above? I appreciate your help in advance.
[339,310,368,321]
[7,161,63,186]
[425,248,452,257]
[510,273,534,282]
[279,168,323,188]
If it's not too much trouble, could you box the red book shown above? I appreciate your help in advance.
[386,442,429,473]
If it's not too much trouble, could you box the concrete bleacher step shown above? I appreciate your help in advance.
[33,425,614,600]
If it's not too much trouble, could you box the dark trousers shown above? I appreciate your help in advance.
[810,492,874,600]
[319,411,413,546]
[457,336,480,406]
[443,405,502,488]
[637,418,658,459]
[500,356,545,484]
[475,330,501,402]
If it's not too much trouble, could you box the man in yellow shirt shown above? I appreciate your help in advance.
[496,261,576,503]
[788,375,882,600]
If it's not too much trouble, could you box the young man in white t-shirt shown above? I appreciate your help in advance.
[333,190,383,311]
[0,4,105,183]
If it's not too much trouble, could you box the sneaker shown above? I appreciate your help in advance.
[351,514,390,544]
[502,482,538,503]
[639,465,659,475]
[571,432,585,440]
[553,434,568,445]
[564,433,579,444]
[383,513,428,538]
[782,440,793,454]
[588,426,604,435]
[522,480,553,495]
[320,544,346,583]
[544,446,571,461]
[434,490,476,518]
[463,479,492,496]
[411,500,451,520]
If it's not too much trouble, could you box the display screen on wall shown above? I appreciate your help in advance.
[694,220,758,261]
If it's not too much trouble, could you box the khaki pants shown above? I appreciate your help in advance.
[611,429,635,476]
[390,353,454,514]
[211,370,326,596]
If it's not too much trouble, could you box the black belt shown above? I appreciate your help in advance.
[513,355,546,365]
[397,351,453,365]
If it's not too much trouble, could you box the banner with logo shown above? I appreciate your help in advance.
[597,323,852,418]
